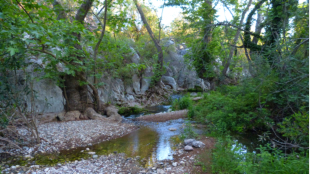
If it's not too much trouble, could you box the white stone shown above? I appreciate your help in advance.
[184,139,195,146]
[169,128,177,131]
[172,162,177,167]
[192,141,205,148]
[184,145,194,151]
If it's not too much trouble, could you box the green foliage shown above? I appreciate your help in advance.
[171,94,193,111]
[209,136,309,174]
[189,83,272,132]
[149,63,163,88]
[118,106,145,116]
[180,121,198,140]
[278,108,309,147]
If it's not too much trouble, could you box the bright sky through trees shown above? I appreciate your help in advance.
[150,0,307,29]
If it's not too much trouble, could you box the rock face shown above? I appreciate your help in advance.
[9,65,65,114]
[130,47,140,64]
[161,76,178,91]
[16,40,210,117]
[105,105,122,123]
[163,43,209,91]
[132,74,141,94]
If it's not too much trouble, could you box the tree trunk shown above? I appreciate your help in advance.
[222,0,252,77]
[133,0,163,85]
[203,0,213,44]
[53,0,96,112]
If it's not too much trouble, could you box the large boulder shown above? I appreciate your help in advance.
[140,66,153,94]
[161,76,178,91]
[130,47,140,64]
[98,77,125,104]
[184,139,196,146]
[84,107,106,120]
[192,141,205,148]
[11,65,65,114]
[105,105,122,122]
[57,111,82,121]
[132,74,141,94]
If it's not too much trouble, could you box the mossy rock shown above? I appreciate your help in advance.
[187,86,203,92]
[118,106,145,116]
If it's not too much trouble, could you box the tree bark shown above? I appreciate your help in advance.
[133,0,163,85]
[53,0,96,112]
[222,0,252,77]
[203,0,213,44]
[252,9,263,45]
[92,0,108,111]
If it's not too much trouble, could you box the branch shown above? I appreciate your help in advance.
[28,47,57,59]
[75,0,95,24]
[53,0,67,20]
[0,137,22,150]
[15,0,34,23]
[244,0,267,51]
[291,38,309,55]
[206,22,262,39]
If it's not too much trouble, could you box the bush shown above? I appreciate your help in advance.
[118,106,144,116]
[207,136,309,174]
[171,95,193,111]
[189,85,271,132]
[278,108,309,147]
[180,121,198,140]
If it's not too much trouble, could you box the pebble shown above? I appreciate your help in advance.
[88,152,96,155]
[86,148,90,151]
[93,155,98,158]
[184,145,194,151]
[184,139,195,146]
[172,162,177,167]
[192,141,205,148]
[169,128,177,131]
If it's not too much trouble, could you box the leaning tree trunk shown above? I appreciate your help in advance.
[53,0,96,112]
[133,0,163,85]
[221,0,252,77]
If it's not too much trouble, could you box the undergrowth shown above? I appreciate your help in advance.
[198,135,309,174]
[118,106,145,116]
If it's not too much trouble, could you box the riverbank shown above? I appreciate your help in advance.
[2,135,216,174]
[1,120,137,159]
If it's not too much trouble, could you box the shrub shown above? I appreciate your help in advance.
[207,136,309,174]
[189,86,270,132]
[180,121,198,140]
[118,106,144,116]
[172,95,193,111]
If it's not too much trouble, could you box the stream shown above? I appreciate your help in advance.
[6,93,261,167]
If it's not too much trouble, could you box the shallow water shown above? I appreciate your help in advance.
[18,119,202,167]
[6,93,262,167]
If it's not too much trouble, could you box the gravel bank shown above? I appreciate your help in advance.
[4,120,136,156]
[3,151,196,174]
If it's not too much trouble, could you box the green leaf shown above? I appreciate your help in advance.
[8,47,17,56]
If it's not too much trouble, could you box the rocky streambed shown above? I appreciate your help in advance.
[1,118,210,174]
[1,94,260,174]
